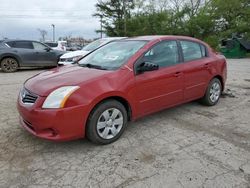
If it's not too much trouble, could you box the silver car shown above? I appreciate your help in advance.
[58,37,126,65]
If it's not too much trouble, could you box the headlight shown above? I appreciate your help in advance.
[42,86,80,109]
[72,56,83,62]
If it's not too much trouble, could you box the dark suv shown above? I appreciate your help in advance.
[0,40,65,72]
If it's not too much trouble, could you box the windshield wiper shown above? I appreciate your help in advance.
[79,63,107,70]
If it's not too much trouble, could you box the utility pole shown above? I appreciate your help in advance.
[100,15,103,38]
[51,24,55,42]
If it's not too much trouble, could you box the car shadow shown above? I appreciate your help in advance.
[0,67,56,73]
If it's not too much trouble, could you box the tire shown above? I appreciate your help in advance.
[86,100,128,144]
[201,78,222,106]
[1,57,19,73]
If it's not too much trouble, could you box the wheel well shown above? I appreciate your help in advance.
[0,56,19,66]
[214,75,224,91]
[93,96,132,121]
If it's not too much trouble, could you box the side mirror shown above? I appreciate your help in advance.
[44,47,51,52]
[137,61,159,73]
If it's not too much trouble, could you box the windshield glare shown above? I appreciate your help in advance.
[78,41,147,70]
[82,39,109,51]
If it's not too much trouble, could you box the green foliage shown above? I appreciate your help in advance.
[94,0,250,48]
[93,0,135,36]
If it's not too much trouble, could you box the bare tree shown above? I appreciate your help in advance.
[170,0,185,13]
[37,29,48,42]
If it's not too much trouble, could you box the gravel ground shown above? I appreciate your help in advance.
[0,59,250,188]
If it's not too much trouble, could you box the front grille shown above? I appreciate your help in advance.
[60,58,73,62]
[20,88,38,104]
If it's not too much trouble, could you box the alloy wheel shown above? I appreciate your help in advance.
[209,82,221,103]
[1,58,18,72]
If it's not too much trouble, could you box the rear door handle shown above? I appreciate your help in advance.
[203,63,210,69]
[174,72,183,77]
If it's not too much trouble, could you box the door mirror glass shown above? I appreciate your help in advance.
[137,61,159,73]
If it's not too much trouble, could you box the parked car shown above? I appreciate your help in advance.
[17,36,227,144]
[0,40,65,72]
[45,41,67,51]
[66,44,82,51]
[58,37,126,65]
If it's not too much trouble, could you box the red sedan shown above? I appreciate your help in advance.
[17,36,227,144]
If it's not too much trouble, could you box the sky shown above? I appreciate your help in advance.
[0,0,100,41]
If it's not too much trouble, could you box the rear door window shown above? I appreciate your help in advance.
[7,41,33,49]
[200,44,206,57]
[180,41,207,61]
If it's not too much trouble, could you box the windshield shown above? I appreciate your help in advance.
[78,40,147,70]
[45,42,57,47]
[0,41,8,48]
[82,39,110,51]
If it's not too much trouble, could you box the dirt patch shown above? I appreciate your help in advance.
[232,132,250,139]
[221,89,236,98]
[139,152,156,164]
[195,111,218,118]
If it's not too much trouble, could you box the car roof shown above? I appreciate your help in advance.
[124,35,203,42]
[100,37,127,41]
[2,39,42,43]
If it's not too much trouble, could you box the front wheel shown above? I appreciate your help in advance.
[1,57,19,73]
[201,78,222,106]
[86,100,128,144]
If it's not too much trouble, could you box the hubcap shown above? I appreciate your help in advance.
[209,82,221,103]
[97,108,123,140]
[2,58,17,71]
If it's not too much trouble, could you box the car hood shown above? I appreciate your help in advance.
[24,65,111,97]
[60,50,90,59]
[53,49,66,55]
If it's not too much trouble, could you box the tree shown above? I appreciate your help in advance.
[211,0,250,38]
[37,29,48,42]
[93,0,135,36]
[93,0,250,48]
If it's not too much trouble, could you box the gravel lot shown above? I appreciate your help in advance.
[0,59,250,188]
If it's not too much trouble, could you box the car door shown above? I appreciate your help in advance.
[6,41,35,66]
[32,42,58,66]
[179,40,212,101]
[133,40,184,117]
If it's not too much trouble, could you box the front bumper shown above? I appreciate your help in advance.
[17,94,88,141]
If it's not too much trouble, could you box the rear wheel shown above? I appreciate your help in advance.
[86,100,128,144]
[201,78,222,106]
[1,58,18,73]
